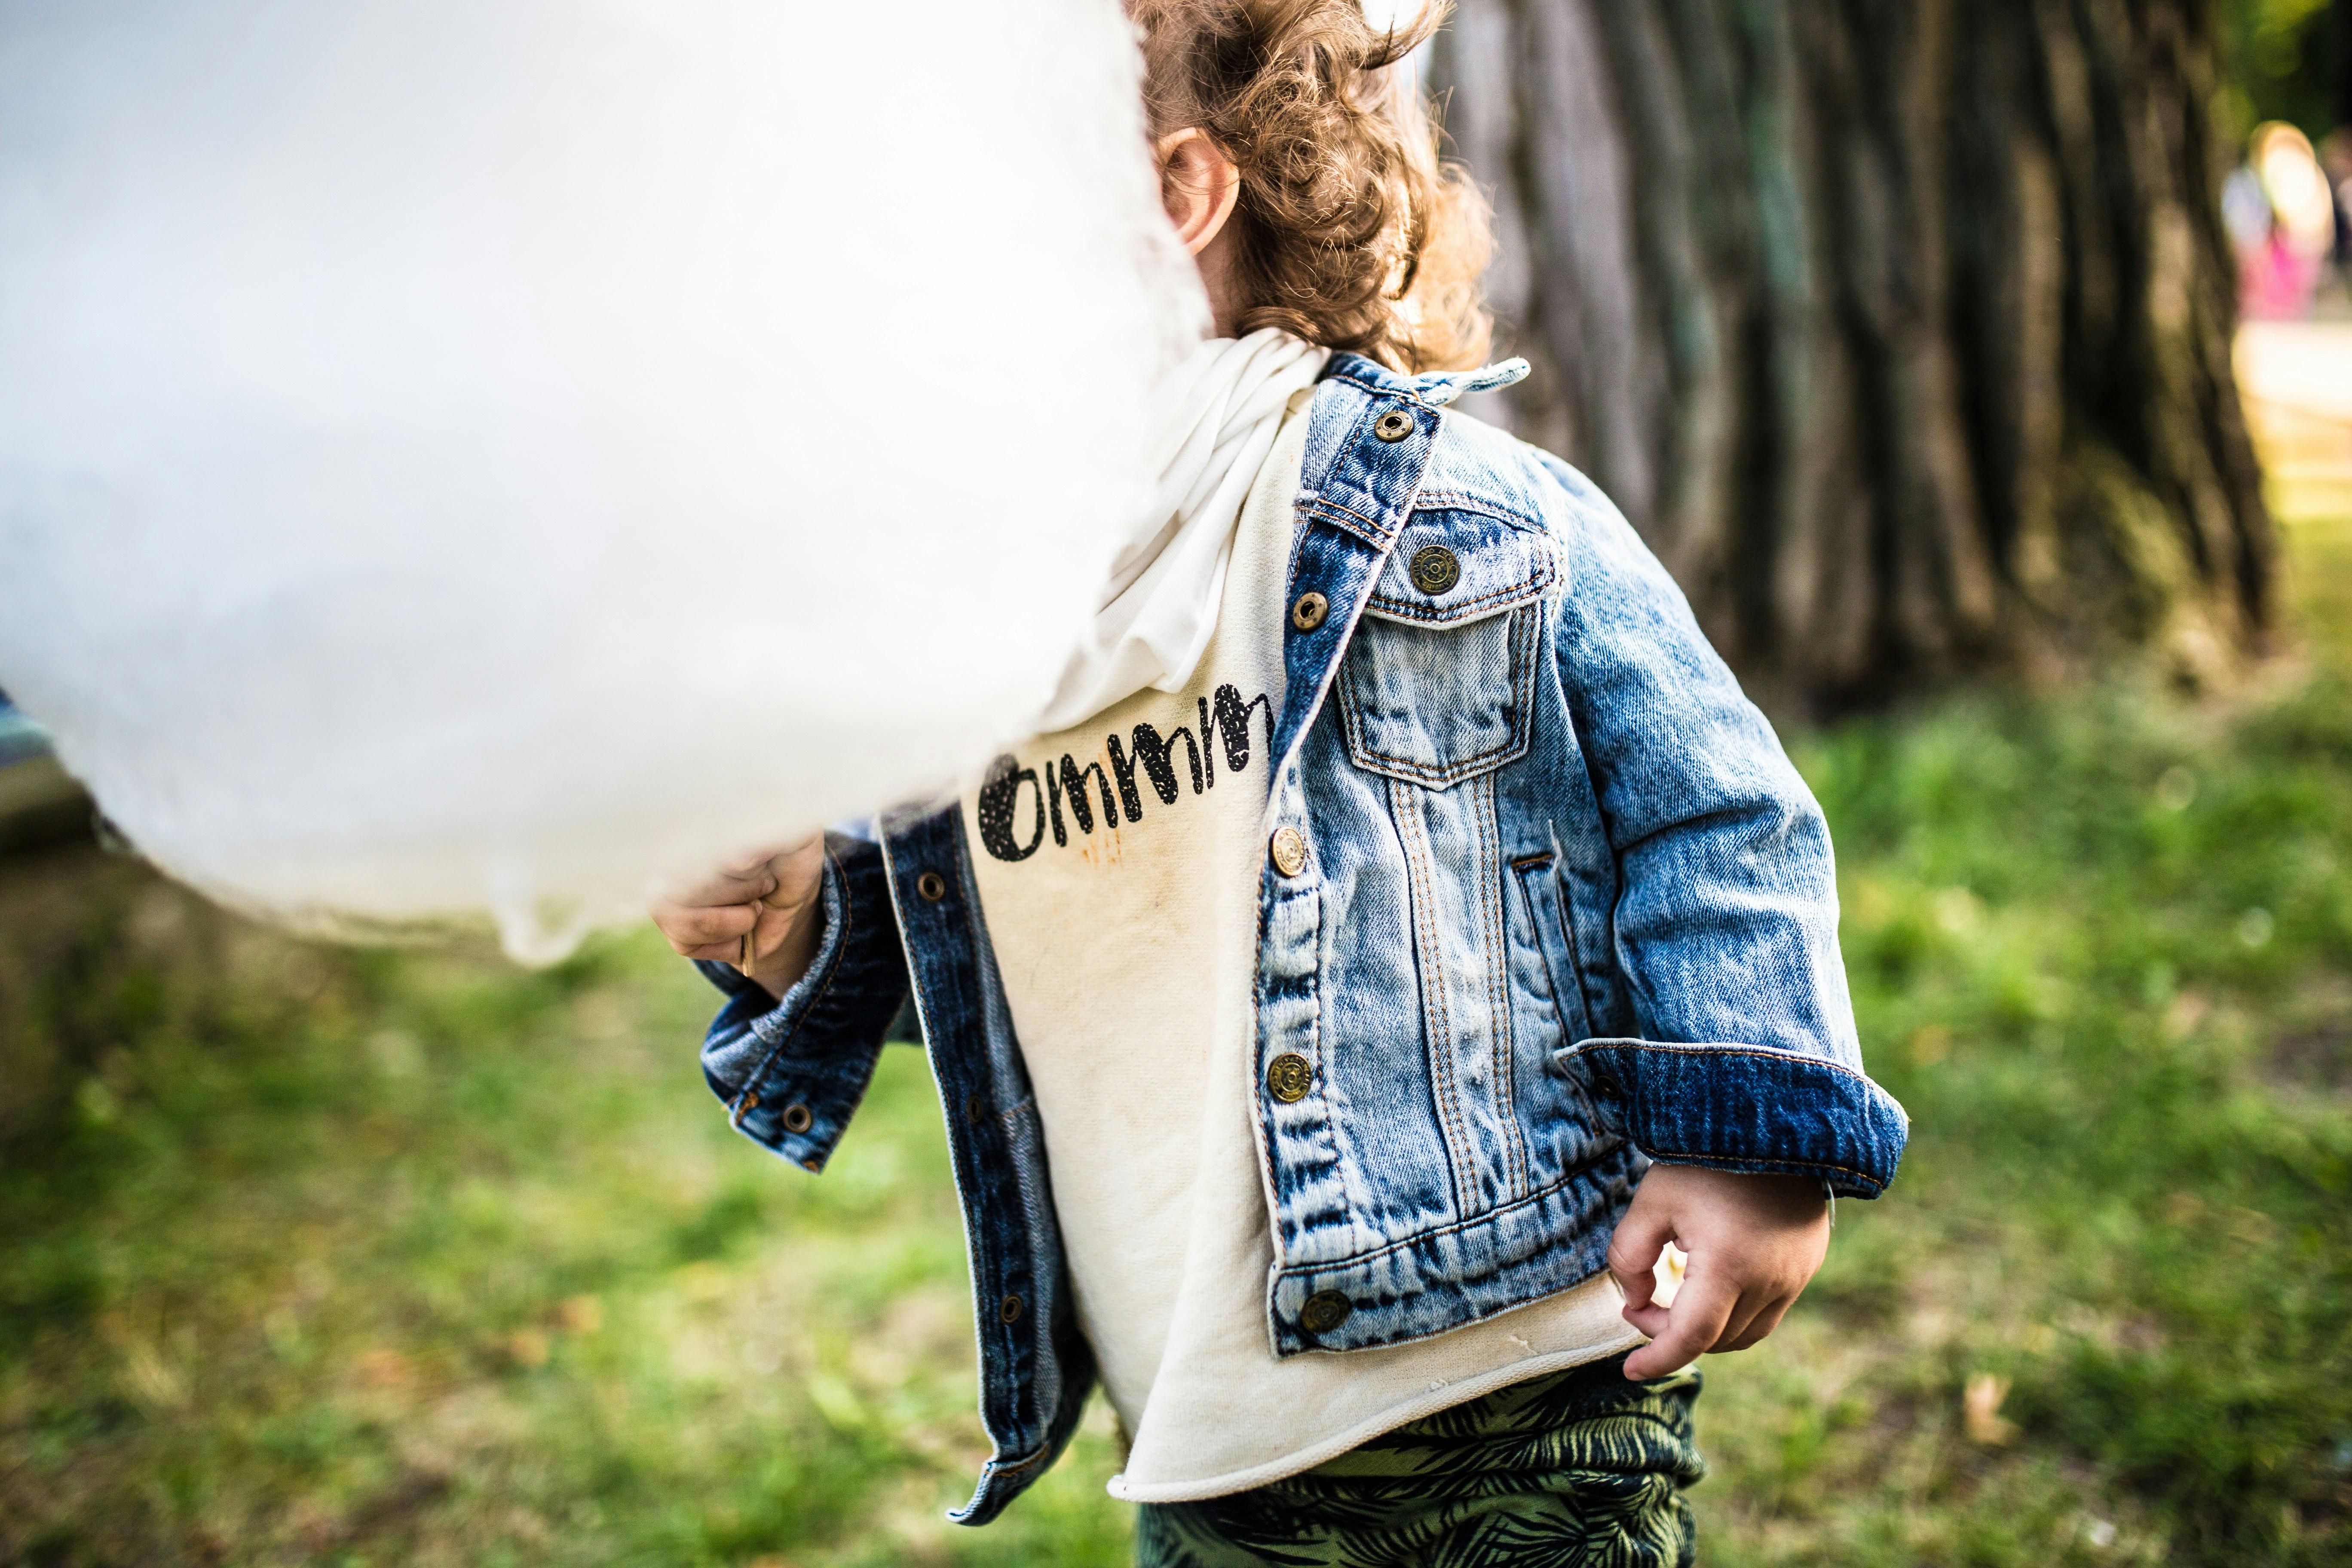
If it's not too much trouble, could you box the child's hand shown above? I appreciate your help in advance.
[650,836,827,1001]
[1607,1164,1829,1379]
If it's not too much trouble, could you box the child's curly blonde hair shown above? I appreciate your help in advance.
[1134,0,1492,374]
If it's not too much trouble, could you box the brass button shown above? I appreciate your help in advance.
[1373,410,1414,443]
[1409,545,1460,595]
[781,1102,814,1134]
[998,1293,1024,1325]
[1266,1052,1314,1103]
[1300,1290,1353,1334]
[1269,827,1308,878]
[1290,591,1329,632]
[916,870,947,902]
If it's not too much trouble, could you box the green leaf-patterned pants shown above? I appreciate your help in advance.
[1134,1354,1704,1568]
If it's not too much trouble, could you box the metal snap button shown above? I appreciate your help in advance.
[1300,1290,1353,1334]
[1409,545,1460,595]
[965,1090,988,1125]
[916,870,947,902]
[780,1102,814,1134]
[1290,591,1329,632]
[1268,827,1308,878]
[1373,410,1414,443]
[1265,1052,1313,1103]
[998,1293,1024,1325]
[1590,1068,1620,1099]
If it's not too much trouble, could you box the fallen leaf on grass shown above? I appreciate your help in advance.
[121,1339,187,1410]
[1963,1372,2017,1445]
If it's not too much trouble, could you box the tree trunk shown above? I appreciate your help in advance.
[1429,0,2275,717]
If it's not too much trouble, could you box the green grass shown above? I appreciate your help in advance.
[4,518,2350,1566]
[1703,513,2352,1566]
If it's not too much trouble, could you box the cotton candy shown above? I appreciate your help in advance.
[0,0,1208,960]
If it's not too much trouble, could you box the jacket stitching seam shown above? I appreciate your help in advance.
[1300,495,1396,545]
[1403,778,1464,1191]
[1514,859,1604,1122]
[1323,369,1433,410]
[1363,564,1555,625]
[1409,489,1545,531]
[1391,775,1473,1217]
[1392,775,1452,1179]
[1342,712,1523,784]
[1643,1150,1883,1185]
[1274,1154,1610,1277]
[1574,1040,1885,1092]
[985,1447,1050,1476]
[1479,772,1531,1200]
[1248,874,1294,1285]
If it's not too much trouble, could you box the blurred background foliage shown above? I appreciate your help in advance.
[2219,0,2346,142]
[4,4,2352,1566]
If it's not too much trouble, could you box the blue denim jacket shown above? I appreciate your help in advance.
[693,352,1907,1524]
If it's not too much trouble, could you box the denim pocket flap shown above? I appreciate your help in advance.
[1363,506,1557,628]
[1339,601,1540,788]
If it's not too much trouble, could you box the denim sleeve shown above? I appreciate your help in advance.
[693,830,912,1172]
[1532,452,1908,1198]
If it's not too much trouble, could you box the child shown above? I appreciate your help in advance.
[652,3,1905,1562]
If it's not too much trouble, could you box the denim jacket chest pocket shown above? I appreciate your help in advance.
[1337,506,1556,786]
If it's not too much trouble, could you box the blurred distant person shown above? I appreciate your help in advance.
[2224,154,2275,281]
[2233,122,2337,320]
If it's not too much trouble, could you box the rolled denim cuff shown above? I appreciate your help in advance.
[694,832,908,1173]
[1561,1038,1909,1199]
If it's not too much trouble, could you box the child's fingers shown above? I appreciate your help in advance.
[1707,1285,1776,1352]
[720,850,793,877]
[651,898,760,954]
[1714,1292,1798,1354]
[1616,1262,1659,1317]
[1619,1299,1672,1340]
[659,864,779,910]
[1605,1208,1673,1314]
[1622,1271,1738,1380]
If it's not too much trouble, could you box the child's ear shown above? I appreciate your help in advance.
[1156,128,1240,256]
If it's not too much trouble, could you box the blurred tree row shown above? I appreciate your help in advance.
[1431,0,2284,716]
[2217,0,2351,141]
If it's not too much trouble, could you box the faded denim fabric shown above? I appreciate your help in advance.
[692,352,1907,1524]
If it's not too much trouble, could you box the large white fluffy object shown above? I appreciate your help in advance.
[0,0,1208,960]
